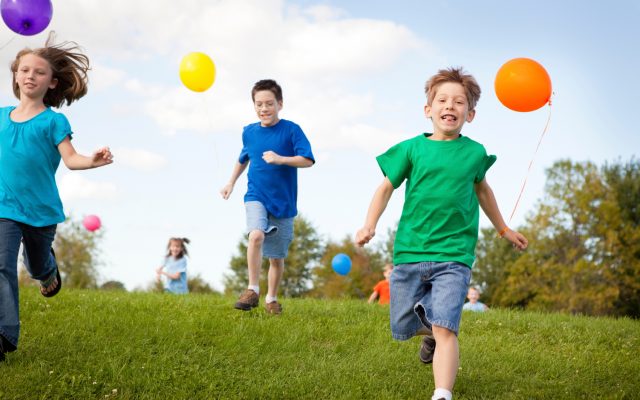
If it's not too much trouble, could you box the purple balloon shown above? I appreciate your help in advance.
[1,0,53,36]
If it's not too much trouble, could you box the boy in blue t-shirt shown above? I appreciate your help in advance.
[356,67,527,400]
[221,79,314,315]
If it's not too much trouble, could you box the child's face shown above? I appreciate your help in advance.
[254,90,282,127]
[15,54,57,99]
[383,267,393,280]
[169,242,182,257]
[467,288,480,302]
[424,82,475,139]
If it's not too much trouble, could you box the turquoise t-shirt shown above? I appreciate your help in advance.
[377,133,496,268]
[0,106,71,226]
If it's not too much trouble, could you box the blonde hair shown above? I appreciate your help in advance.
[425,67,481,111]
[11,32,90,108]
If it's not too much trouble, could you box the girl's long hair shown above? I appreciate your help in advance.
[10,31,90,108]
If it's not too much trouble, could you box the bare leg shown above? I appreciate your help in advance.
[432,325,459,391]
[247,230,264,287]
[267,258,284,297]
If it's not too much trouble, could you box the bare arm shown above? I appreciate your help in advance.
[355,177,395,246]
[368,291,379,304]
[220,161,249,200]
[474,178,528,251]
[262,151,314,168]
[162,271,181,280]
[58,137,113,170]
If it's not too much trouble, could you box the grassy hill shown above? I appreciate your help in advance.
[1,290,638,399]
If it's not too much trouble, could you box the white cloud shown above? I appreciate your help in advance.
[39,0,426,155]
[275,19,419,77]
[90,63,126,92]
[114,148,168,172]
[58,173,118,201]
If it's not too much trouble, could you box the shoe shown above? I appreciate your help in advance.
[265,301,282,315]
[234,289,259,311]
[419,335,436,364]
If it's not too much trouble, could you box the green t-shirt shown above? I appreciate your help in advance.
[377,133,496,268]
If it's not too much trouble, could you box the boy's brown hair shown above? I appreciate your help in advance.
[11,33,90,109]
[251,79,283,102]
[425,67,481,111]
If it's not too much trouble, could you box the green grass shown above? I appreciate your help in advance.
[2,290,638,399]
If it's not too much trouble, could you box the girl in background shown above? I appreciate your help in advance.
[0,33,113,362]
[156,237,190,294]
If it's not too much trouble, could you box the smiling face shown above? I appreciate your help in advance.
[169,241,183,258]
[254,90,282,127]
[424,81,475,140]
[14,53,57,101]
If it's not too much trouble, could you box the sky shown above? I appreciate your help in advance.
[1,0,639,291]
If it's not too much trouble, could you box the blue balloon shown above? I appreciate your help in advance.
[332,253,352,276]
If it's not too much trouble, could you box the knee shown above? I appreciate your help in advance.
[269,258,284,269]
[432,325,456,341]
[248,230,265,247]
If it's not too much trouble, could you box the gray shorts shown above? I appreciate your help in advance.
[245,201,294,259]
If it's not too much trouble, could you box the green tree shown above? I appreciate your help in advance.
[53,217,103,289]
[474,159,640,317]
[188,274,219,294]
[223,215,323,297]
[100,280,126,291]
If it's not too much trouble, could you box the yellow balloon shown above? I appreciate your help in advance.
[179,52,216,92]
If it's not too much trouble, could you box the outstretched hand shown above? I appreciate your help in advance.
[504,229,528,251]
[220,183,234,200]
[91,147,113,168]
[355,227,375,247]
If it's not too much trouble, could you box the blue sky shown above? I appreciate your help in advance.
[2,0,639,291]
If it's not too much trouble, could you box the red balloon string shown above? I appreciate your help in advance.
[508,93,554,223]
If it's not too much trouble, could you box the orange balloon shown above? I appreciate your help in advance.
[494,58,552,112]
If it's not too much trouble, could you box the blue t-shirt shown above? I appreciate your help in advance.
[463,302,487,312]
[0,106,71,226]
[239,119,314,218]
[163,256,188,294]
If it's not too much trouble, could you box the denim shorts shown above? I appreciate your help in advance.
[245,201,294,259]
[389,261,471,340]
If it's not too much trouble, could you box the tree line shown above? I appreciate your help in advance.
[30,158,639,317]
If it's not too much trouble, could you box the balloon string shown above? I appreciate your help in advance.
[0,34,18,50]
[508,96,553,223]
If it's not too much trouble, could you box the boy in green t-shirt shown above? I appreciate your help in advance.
[355,67,528,400]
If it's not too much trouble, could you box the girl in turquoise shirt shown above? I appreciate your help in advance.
[0,34,113,362]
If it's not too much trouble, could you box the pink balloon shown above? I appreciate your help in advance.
[83,215,101,232]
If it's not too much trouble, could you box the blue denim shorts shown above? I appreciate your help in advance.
[245,201,294,259]
[389,261,471,340]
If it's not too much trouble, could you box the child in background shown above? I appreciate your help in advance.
[156,237,190,295]
[356,67,527,400]
[462,287,488,312]
[221,79,314,315]
[0,34,113,362]
[368,263,393,305]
